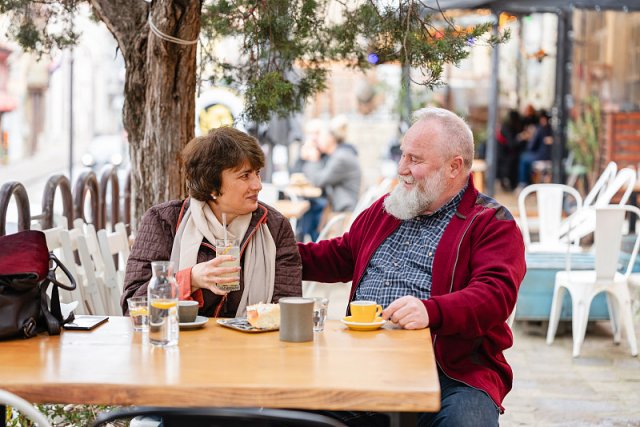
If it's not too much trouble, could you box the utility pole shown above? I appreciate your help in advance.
[68,47,74,181]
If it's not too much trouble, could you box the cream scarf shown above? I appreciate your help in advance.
[169,199,276,317]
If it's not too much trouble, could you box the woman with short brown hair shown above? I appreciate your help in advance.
[122,127,302,318]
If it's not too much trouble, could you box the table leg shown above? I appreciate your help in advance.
[1,404,6,427]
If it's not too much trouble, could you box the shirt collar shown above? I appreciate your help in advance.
[417,184,468,220]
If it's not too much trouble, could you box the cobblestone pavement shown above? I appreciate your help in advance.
[501,321,640,426]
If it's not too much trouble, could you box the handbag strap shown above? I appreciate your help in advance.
[40,253,77,335]
[49,253,77,291]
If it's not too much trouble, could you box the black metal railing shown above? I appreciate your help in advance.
[0,167,131,236]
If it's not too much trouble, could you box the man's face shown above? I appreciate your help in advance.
[383,121,449,219]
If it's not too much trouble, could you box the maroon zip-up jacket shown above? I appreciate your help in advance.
[298,176,526,411]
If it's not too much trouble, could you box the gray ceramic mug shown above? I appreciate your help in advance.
[279,297,314,342]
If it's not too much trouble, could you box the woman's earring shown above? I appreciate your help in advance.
[211,194,217,200]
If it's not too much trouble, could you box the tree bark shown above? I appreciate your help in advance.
[91,0,201,230]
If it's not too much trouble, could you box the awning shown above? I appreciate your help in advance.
[432,0,640,13]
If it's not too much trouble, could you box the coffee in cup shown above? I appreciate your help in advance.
[349,300,383,323]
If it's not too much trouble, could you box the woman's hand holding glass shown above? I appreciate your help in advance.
[190,255,240,295]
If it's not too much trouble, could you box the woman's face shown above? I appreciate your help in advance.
[212,161,262,218]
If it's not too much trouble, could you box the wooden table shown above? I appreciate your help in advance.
[0,317,440,412]
[285,184,323,199]
[273,199,310,220]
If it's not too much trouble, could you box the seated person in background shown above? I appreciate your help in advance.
[517,110,553,188]
[303,118,362,215]
[292,119,328,242]
[122,127,302,318]
[298,107,525,427]
[497,110,527,191]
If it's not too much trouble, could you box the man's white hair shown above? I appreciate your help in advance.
[411,107,474,170]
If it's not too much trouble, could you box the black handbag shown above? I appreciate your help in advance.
[0,230,77,339]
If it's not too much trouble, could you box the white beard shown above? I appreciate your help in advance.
[384,170,448,220]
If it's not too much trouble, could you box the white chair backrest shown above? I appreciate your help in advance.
[66,226,108,316]
[594,167,636,207]
[517,183,583,251]
[0,389,51,427]
[583,161,617,208]
[346,178,394,230]
[595,205,640,280]
[561,167,637,243]
[97,222,131,315]
[315,213,347,242]
[41,225,87,315]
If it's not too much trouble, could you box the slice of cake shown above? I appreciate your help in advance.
[246,303,280,329]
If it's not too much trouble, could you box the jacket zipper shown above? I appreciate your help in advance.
[432,208,483,348]
[432,207,502,412]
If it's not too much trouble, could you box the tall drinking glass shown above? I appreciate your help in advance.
[148,261,179,347]
[215,239,241,291]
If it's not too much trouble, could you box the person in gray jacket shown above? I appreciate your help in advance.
[303,122,362,213]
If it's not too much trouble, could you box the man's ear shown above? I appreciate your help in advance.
[449,156,464,178]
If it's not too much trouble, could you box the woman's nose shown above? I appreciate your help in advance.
[251,176,262,191]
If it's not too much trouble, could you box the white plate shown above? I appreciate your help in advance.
[179,315,208,330]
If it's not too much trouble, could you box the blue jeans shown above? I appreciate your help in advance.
[418,370,499,427]
[296,197,327,242]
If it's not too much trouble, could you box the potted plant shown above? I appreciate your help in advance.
[567,96,602,189]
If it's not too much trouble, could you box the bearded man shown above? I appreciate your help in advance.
[298,107,526,427]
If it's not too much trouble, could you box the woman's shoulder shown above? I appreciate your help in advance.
[142,199,186,225]
[257,202,287,223]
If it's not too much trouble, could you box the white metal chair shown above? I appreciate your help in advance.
[0,389,51,427]
[97,222,131,315]
[315,213,347,242]
[518,183,583,253]
[546,205,640,357]
[559,166,636,243]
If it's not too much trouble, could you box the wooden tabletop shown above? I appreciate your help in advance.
[285,184,323,199]
[0,317,440,412]
[273,199,310,219]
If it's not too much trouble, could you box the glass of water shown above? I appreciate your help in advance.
[127,296,149,332]
[312,297,329,332]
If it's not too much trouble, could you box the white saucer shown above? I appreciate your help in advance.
[340,316,386,331]
[179,315,208,330]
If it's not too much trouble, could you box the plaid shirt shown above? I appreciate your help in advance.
[354,186,466,308]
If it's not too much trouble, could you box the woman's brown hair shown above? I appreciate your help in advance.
[182,127,265,201]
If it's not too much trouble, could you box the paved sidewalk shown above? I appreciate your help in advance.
[502,320,640,426]
[492,188,640,426]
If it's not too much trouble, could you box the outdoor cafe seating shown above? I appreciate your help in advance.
[546,205,640,357]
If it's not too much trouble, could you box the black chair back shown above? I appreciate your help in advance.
[89,407,348,427]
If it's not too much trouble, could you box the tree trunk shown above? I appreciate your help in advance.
[91,0,201,230]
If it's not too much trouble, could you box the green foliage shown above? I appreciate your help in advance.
[0,0,79,55]
[201,0,506,123]
[2,0,506,123]
[7,404,124,427]
[568,96,601,175]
